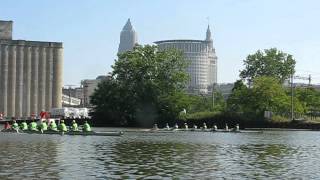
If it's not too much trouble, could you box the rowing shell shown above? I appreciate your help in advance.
[1,129,124,136]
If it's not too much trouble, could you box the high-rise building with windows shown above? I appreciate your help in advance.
[155,25,218,94]
[0,20,63,118]
[118,18,138,54]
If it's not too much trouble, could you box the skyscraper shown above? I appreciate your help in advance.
[155,25,218,94]
[0,20,63,118]
[118,18,138,54]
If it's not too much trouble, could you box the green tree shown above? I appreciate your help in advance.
[240,48,296,83]
[90,45,189,126]
[227,77,304,117]
[295,87,320,114]
[227,80,251,113]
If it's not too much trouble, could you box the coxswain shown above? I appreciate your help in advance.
[29,120,38,131]
[11,119,19,131]
[20,120,28,131]
[4,121,11,130]
[49,120,58,131]
[70,120,79,131]
[58,120,68,132]
[202,123,207,130]
[82,121,92,132]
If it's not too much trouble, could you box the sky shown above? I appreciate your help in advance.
[1,0,320,86]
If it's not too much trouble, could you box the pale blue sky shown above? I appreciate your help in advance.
[1,0,320,85]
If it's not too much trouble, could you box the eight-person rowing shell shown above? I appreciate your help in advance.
[1,119,122,136]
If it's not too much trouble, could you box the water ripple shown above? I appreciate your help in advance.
[1,130,320,179]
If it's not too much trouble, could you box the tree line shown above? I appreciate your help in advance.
[90,46,320,127]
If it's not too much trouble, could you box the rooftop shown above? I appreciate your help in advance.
[154,39,210,44]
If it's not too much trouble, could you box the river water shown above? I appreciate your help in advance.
[0,128,320,179]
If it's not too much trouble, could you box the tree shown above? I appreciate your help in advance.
[240,48,296,84]
[90,45,189,126]
[227,77,304,117]
[295,87,320,114]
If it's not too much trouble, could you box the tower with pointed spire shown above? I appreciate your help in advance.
[118,18,138,54]
[206,25,212,41]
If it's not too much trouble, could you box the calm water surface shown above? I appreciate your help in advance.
[1,128,320,179]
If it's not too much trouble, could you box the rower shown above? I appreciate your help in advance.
[70,120,79,131]
[58,120,68,132]
[83,121,92,132]
[174,123,179,129]
[20,121,28,131]
[202,123,207,130]
[49,120,58,131]
[39,120,48,132]
[165,123,170,130]
[184,123,188,130]
[29,120,38,131]
[234,124,240,132]
[11,119,19,131]
[192,124,197,131]
[153,124,159,130]
[225,123,229,131]
[212,124,218,131]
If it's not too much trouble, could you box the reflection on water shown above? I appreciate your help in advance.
[1,130,320,179]
[0,134,60,179]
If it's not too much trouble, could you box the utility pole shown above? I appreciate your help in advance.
[212,83,216,110]
[308,74,312,86]
[291,73,294,121]
[291,74,311,120]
